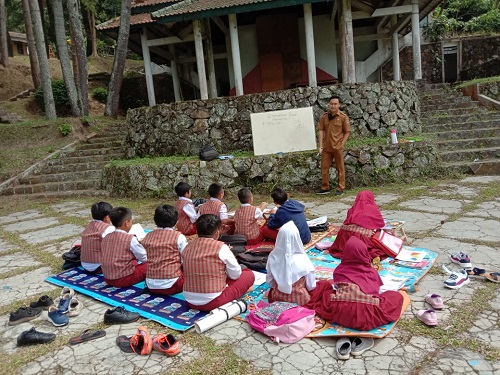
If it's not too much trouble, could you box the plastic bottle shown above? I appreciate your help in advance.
[390,129,398,144]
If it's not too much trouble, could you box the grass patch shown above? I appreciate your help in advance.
[454,76,500,89]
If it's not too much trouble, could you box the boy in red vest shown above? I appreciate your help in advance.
[182,214,255,311]
[142,204,188,295]
[234,187,268,245]
[101,207,148,288]
[199,183,235,235]
[174,182,198,236]
[81,201,115,274]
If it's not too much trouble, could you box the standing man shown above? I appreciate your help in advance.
[317,96,351,195]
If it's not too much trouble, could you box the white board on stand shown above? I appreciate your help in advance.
[250,107,317,156]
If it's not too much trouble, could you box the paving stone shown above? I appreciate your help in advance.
[2,217,60,233]
[469,292,500,349]
[0,253,41,272]
[433,183,480,198]
[417,348,498,374]
[461,176,500,184]
[0,267,55,306]
[0,238,17,254]
[465,200,500,220]
[399,197,465,214]
[305,202,352,223]
[381,210,448,233]
[437,217,500,243]
[50,202,87,213]
[19,224,84,244]
[0,210,44,225]
[42,238,79,257]
[64,208,91,219]
[339,193,401,207]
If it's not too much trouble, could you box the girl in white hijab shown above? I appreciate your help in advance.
[266,221,316,306]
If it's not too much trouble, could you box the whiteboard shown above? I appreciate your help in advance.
[250,107,317,156]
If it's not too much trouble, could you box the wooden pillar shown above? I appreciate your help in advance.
[228,13,243,96]
[303,3,317,87]
[168,44,181,102]
[341,0,356,83]
[411,0,422,80]
[140,28,156,106]
[391,15,400,81]
[204,19,217,98]
[193,19,208,99]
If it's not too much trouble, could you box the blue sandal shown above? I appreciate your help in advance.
[467,267,486,278]
[486,272,500,284]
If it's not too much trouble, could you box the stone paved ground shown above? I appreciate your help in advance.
[0,176,499,374]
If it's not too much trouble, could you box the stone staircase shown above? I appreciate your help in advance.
[1,124,128,198]
[419,83,500,175]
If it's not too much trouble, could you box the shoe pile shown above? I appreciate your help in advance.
[116,326,181,357]
[442,265,470,290]
[335,337,374,360]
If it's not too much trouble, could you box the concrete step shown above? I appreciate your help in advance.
[422,115,500,127]
[420,96,472,106]
[424,101,480,112]
[443,158,500,175]
[38,161,108,174]
[5,180,102,195]
[440,146,500,163]
[2,189,110,198]
[421,107,491,119]
[17,170,103,185]
[426,127,500,141]
[76,140,125,150]
[435,137,500,151]
[419,92,465,102]
[67,147,125,158]
[45,154,121,166]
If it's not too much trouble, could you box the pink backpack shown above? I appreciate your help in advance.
[246,301,316,343]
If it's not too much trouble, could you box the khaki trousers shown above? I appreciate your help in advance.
[321,148,345,191]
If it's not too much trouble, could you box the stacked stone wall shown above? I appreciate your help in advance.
[480,82,500,102]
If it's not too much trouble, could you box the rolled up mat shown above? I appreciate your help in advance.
[194,299,247,334]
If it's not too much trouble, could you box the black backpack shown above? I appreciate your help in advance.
[199,145,220,161]
[236,252,269,271]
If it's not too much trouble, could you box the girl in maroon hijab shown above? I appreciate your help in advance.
[307,237,404,331]
[329,190,387,260]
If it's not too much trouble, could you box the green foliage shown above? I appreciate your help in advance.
[58,123,72,137]
[92,87,108,103]
[80,116,96,127]
[34,80,71,114]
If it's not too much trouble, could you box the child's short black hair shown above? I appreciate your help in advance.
[109,207,132,227]
[208,183,223,198]
[238,187,252,204]
[154,204,178,228]
[91,202,113,221]
[271,188,288,205]
[196,214,221,236]
[175,182,191,197]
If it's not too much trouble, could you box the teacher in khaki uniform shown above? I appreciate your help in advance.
[317,96,351,195]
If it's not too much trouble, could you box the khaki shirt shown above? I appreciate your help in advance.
[317,111,351,151]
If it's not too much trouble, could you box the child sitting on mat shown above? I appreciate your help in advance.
[81,201,115,274]
[233,187,268,245]
[101,207,148,288]
[261,188,311,245]
[198,183,235,235]
[266,221,316,305]
[182,214,255,312]
[174,182,199,236]
[142,204,188,295]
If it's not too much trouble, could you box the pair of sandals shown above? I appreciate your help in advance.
[467,268,500,283]
[416,294,445,327]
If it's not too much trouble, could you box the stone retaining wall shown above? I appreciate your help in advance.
[104,140,439,198]
[481,82,500,102]
[126,81,421,158]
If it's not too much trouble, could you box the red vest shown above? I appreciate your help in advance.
[234,205,260,240]
[101,231,135,280]
[183,237,226,293]
[174,199,195,234]
[269,277,310,306]
[81,221,110,263]
[199,199,224,217]
[142,229,182,280]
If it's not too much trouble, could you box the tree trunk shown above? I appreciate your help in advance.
[21,0,41,88]
[69,24,82,110]
[67,0,88,116]
[0,0,8,67]
[29,0,56,119]
[89,9,98,58]
[49,0,81,116]
[105,0,131,118]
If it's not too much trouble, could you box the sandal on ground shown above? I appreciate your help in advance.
[416,309,438,326]
[485,272,500,284]
[424,294,444,310]
[467,268,486,279]
[68,329,106,345]
[116,335,134,353]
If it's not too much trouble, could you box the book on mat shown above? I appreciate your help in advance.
[379,275,409,293]
[389,259,430,269]
[396,248,426,263]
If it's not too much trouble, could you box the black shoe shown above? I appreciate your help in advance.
[316,189,332,195]
[335,190,344,196]
[30,295,54,310]
[17,327,56,346]
[8,307,43,326]
[104,306,140,324]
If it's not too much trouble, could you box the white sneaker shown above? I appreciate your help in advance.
[335,337,351,360]
[351,337,374,356]
[442,266,470,289]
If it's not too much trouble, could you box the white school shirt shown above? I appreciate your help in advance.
[146,227,188,290]
[179,196,199,223]
[240,203,264,219]
[209,197,229,220]
[81,221,115,272]
[183,244,242,305]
